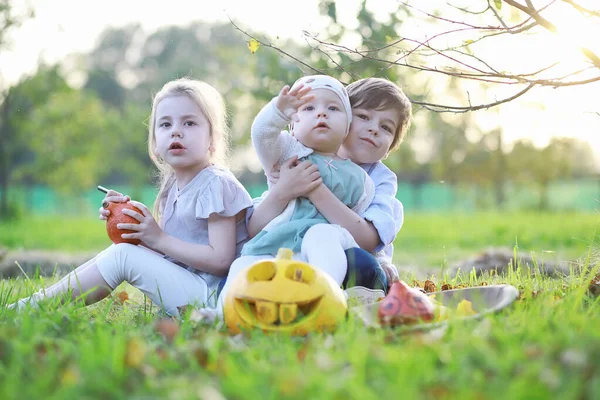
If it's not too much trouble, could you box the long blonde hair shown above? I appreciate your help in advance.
[148,78,230,218]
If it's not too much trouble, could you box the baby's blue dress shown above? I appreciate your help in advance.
[241,153,369,256]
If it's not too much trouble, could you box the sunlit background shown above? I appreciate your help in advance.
[1,0,599,215]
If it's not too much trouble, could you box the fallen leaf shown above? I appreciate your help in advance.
[441,283,453,291]
[154,318,180,344]
[125,338,147,368]
[456,299,477,317]
[177,305,188,315]
[192,344,209,368]
[155,346,169,361]
[424,280,437,293]
[426,385,451,398]
[116,291,129,304]
[297,341,310,362]
[524,344,543,359]
[60,363,80,387]
[434,305,451,322]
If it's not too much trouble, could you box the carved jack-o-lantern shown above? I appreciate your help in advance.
[224,249,348,335]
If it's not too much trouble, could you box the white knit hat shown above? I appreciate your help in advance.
[293,75,353,134]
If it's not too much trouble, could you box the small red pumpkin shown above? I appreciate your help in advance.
[104,202,142,245]
[378,280,435,326]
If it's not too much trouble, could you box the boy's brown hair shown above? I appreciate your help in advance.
[346,77,412,153]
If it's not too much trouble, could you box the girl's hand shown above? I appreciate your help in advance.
[271,156,322,202]
[274,84,314,122]
[117,200,165,249]
[98,190,130,221]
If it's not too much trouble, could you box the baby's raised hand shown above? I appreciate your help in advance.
[275,84,314,122]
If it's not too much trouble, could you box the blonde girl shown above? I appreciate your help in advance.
[10,79,252,316]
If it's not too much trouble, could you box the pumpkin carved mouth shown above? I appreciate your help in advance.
[234,296,323,326]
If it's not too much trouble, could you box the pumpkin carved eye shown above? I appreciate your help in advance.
[247,261,276,282]
[285,263,315,284]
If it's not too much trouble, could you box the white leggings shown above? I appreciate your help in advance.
[217,223,356,314]
[97,244,215,315]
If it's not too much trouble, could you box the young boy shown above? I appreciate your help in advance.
[339,77,412,289]
[247,77,412,300]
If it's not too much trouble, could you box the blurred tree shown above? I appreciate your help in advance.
[566,139,596,178]
[129,21,304,148]
[0,0,33,50]
[82,24,142,109]
[84,69,127,110]
[508,137,583,210]
[0,0,35,217]
[0,66,69,217]
[429,112,471,196]
[457,129,507,209]
[20,89,119,195]
[389,145,430,210]
[99,102,154,194]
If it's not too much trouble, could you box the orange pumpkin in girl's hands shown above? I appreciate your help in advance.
[104,202,142,245]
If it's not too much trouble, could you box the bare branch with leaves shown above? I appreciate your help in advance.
[231,0,600,113]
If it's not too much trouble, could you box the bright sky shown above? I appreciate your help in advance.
[2,0,599,169]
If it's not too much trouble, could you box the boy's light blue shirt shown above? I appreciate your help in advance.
[358,161,404,262]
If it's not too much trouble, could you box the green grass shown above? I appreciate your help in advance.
[0,258,599,399]
[394,211,600,267]
[2,211,598,267]
[1,211,599,398]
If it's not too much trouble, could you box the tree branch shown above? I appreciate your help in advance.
[561,0,600,18]
[503,0,600,69]
[230,1,600,113]
[303,33,599,86]
[412,83,536,113]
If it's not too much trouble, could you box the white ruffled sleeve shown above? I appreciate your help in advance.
[194,175,253,219]
[251,99,312,181]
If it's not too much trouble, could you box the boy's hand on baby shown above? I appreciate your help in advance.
[271,156,322,201]
[116,200,165,248]
[275,84,314,122]
[98,190,131,221]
